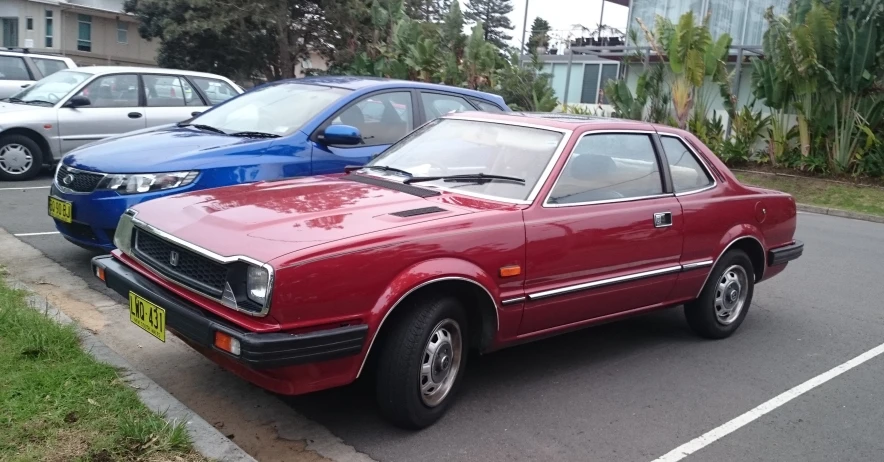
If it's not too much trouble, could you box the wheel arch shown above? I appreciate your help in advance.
[357,260,501,378]
[698,232,766,298]
[0,127,53,165]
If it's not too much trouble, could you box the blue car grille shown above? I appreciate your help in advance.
[56,165,104,193]
[133,229,228,297]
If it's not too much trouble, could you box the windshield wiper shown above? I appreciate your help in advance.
[228,131,281,138]
[404,173,525,185]
[23,99,55,105]
[2,97,25,103]
[345,165,413,177]
[177,123,227,135]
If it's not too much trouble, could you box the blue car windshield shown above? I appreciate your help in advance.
[190,83,351,136]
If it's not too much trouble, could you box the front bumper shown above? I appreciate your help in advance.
[92,255,369,369]
[768,240,804,266]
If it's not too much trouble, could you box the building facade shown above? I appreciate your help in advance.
[0,0,158,67]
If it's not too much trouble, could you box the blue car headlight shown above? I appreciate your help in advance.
[98,171,199,194]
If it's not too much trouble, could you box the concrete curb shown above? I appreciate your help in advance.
[796,204,884,224]
[5,276,257,462]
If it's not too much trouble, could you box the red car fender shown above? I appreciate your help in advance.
[356,257,500,378]
[702,224,768,294]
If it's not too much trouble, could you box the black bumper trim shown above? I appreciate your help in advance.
[768,240,804,266]
[92,255,368,369]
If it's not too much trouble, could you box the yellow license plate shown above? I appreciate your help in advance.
[129,292,166,342]
[48,196,73,223]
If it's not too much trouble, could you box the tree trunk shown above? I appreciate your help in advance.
[275,2,294,79]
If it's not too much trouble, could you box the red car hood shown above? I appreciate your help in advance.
[131,175,478,263]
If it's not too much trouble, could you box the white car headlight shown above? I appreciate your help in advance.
[246,266,269,305]
[98,171,198,194]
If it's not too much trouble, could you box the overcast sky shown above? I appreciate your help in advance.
[459,0,630,49]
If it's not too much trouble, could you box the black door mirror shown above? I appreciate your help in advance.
[65,95,91,108]
[20,83,31,88]
[320,124,362,146]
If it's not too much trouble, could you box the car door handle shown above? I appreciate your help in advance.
[128,112,143,119]
[653,212,673,228]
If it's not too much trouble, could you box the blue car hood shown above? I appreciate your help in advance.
[65,126,276,173]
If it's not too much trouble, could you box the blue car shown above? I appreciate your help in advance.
[48,76,510,251]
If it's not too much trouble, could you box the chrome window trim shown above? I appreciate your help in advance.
[541,129,667,208]
[361,116,574,206]
[528,265,684,300]
[356,276,500,378]
[658,133,719,196]
[53,163,107,195]
[695,235,765,297]
[127,216,275,317]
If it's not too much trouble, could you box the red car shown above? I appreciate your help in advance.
[92,112,803,429]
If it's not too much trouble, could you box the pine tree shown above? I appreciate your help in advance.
[525,16,551,53]
[405,0,451,22]
[464,0,515,50]
[442,0,466,55]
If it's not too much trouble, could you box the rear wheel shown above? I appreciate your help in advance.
[0,134,43,181]
[375,296,468,429]
[684,249,755,339]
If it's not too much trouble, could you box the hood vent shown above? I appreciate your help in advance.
[390,206,447,218]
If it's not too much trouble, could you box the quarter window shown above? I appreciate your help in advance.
[548,133,664,204]
[472,99,503,112]
[329,91,413,146]
[420,92,472,120]
[75,74,140,108]
[660,136,714,193]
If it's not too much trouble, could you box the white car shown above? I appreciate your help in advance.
[0,48,76,99]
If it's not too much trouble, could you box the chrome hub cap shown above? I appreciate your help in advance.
[419,318,462,407]
[0,143,33,175]
[715,265,749,325]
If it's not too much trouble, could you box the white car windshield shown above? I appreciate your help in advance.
[364,118,565,202]
[9,70,91,105]
[190,83,351,135]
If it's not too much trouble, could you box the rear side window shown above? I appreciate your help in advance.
[472,99,503,112]
[0,56,31,81]
[548,133,664,204]
[32,58,69,78]
[659,136,714,193]
[143,74,202,107]
[420,92,473,120]
[190,76,238,105]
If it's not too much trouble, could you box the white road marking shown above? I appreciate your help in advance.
[0,185,50,191]
[14,231,60,237]
[651,341,884,462]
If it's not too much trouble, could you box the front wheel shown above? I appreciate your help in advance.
[684,249,755,339]
[0,135,43,181]
[374,296,468,429]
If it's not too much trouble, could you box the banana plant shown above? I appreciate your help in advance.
[405,38,440,82]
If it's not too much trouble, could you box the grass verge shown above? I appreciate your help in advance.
[0,277,205,462]
[735,171,884,218]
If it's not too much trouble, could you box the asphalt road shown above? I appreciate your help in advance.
[2,170,884,462]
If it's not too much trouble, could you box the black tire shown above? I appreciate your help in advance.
[684,249,755,339]
[375,296,469,429]
[0,134,44,181]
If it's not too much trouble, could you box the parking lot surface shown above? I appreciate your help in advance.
[2,171,884,462]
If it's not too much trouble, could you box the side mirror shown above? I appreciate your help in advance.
[320,124,362,146]
[191,111,202,117]
[20,83,31,88]
[65,95,91,108]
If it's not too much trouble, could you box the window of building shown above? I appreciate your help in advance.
[117,21,128,44]
[548,133,664,204]
[26,17,34,30]
[77,14,92,52]
[45,10,53,48]
[659,136,715,193]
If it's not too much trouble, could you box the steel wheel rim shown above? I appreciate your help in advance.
[714,265,749,325]
[419,318,462,407]
[0,143,34,175]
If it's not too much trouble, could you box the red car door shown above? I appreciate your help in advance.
[519,130,684,335]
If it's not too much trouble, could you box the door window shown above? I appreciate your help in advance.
[143,75,202,107]
[329,91,413,146]
[659,136,714,193]
[32,58,68,78]
[75,74,139,108]
[420,92,472,120]
[0,56,30,81]
[190,77,238,105]
[471,99,503,112]
[548,133,664,204]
